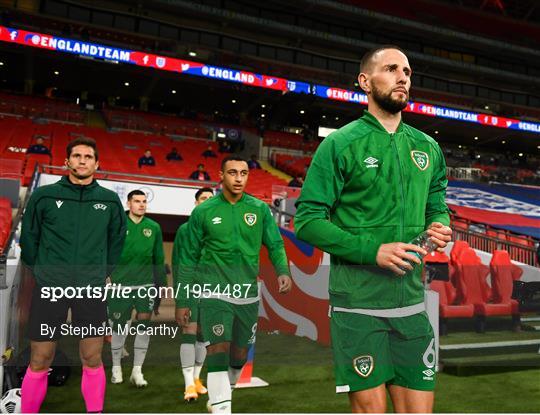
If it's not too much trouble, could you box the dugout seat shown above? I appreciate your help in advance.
[0,196,12,250]
[430,279,475,335]
[449,240,469,284]
[485,250,523,330]
[454,248,509,332]
[0,198,11,211]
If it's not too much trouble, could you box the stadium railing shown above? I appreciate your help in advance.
[451,216,538,267]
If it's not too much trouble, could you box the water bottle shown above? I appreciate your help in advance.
[402,231,438,271]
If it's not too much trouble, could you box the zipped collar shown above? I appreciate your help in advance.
[219,191,246,205]
[127,213,146,226]
[362,110,404,134]
[59,175,99,190]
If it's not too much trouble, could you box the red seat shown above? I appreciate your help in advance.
[0,213,11,251]
[23,154,51,186]
[428,250,474,334]
[450,240,470,263]
[0,227,8,251]
[487,250,522,328]
[0,158,24,180]
[449,240,469,285]
[452,219,469,231]
[424,250,449,264]
[454,248,491,303]
[455,248,516,332]
[0,209,11,226]
[430,280,475,318]
[0,198,11,210]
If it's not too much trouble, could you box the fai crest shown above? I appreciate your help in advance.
[411,151,429,171]
[353,355,374,378]
[212,324,224,336]
[244,213,257,226]
[143,228,152,238]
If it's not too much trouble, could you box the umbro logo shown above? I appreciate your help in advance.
[364,157,379,168]
[55,200,63,208]
[422,369,435,380]
[212,217,222,225]
[93,203,108,211]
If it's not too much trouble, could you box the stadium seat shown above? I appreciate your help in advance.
[487,250,523,330]
[0,208,11,226]
[0,228,8,252]
[449,240,470,284]
[423,250,452,281]
[0,159,24,181]
[426,250,474,334]
[452,219,469,231]
[0,198,11,211]
[23,154,51,186]
[486,229,507,241]
[430,279,474,335]
[0,212,11,252]
[454,248,515,332]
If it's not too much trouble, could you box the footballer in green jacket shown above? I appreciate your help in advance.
[295,46,452,413]
[177,155,292,413]
[108,190,166,387]
[172,187,214,401]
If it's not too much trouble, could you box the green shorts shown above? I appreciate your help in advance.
[108,287,154,330]
[199,298,258,347]
[330,309,436,393]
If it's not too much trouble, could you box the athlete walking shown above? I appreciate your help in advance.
[108,190,166,387]
[295,46,452,413]
[177,156,292,413]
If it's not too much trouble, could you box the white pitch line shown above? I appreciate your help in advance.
[441,339,540,350]
[522,317,540,322]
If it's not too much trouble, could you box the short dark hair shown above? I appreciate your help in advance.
[195,187,214,201]
[127,189,146,201]
[198,163,205,168]
[66,137,99,161]
[221,155,248,171]
[359,45,406,73]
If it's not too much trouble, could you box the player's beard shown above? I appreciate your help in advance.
[371,84,408,114]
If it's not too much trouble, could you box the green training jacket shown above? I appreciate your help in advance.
[171,222,187,287]
[177,192,290,306]
[295,111,450,310]
[20,175,127,287]
[111,215,166,286]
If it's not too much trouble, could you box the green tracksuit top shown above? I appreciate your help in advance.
[171,222,187,288]
[177,192,290,306]
[111,215,166,287]
[295,111,450,310]
[20,175,127,287]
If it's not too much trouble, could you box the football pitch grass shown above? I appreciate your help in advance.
[38,328,540,413]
